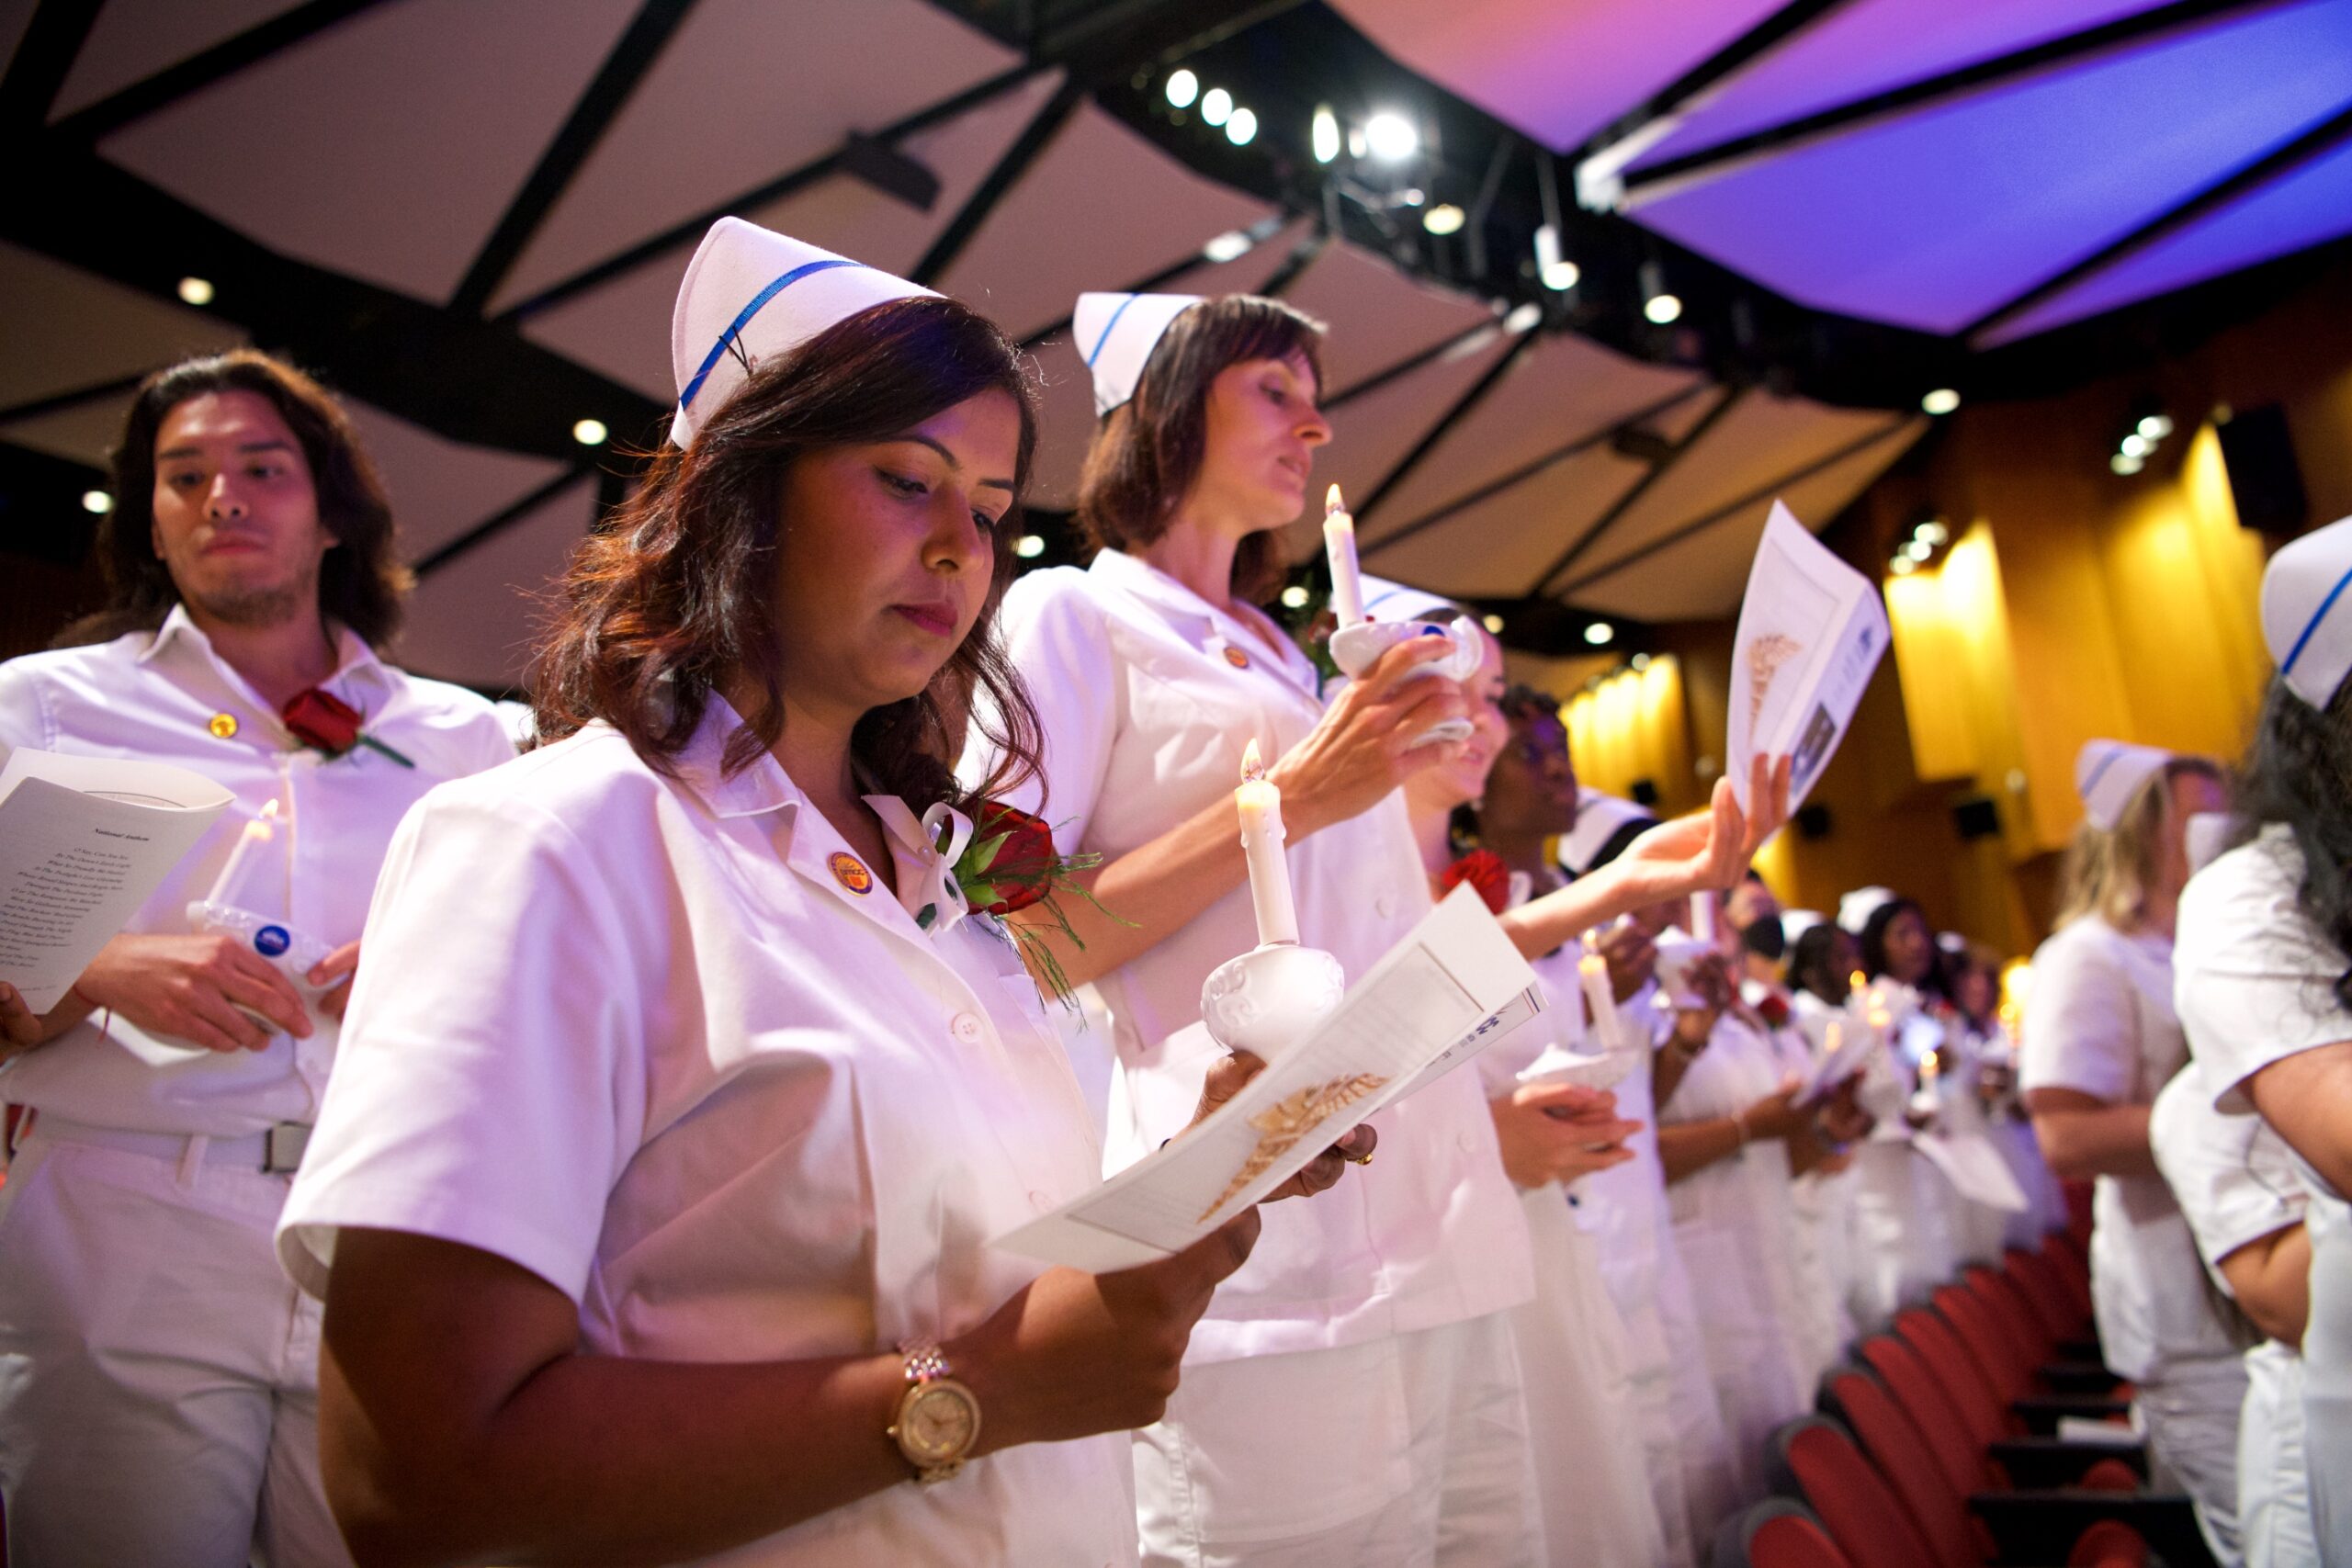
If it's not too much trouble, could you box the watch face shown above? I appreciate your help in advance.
[903,1382,978,1461]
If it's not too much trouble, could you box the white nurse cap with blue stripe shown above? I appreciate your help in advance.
[1359,575,1467,626]
[2263,513,2352,710]
[1559,788,1656,877]
[2075,739,2171,831]
[670,218,935,446]
[1075,291,1200,415]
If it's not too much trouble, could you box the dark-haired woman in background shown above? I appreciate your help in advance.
[275,225,1351,1567]
[2176,513,2352,1565]
[973,289,1781,1565]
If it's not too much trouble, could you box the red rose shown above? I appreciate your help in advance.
[1757,992,1792,1029]
[1442,849,1511,915]
[282,687,363,754]
[967,802,1059,916]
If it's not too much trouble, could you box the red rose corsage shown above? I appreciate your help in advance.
[934,801,1125,1006]
[281,687,413,767]
[1442,848,1512,915]
[1756,992,1792,1030]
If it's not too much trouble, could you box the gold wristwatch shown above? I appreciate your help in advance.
[888,1342,980,1484]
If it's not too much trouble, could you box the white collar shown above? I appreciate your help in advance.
[1087,549,1320,700]
[138,602,393,696]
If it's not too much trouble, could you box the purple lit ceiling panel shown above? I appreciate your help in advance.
[1329,0,1786,153]
[1629,0,2352,333]
[1982,134,2352,344]
[1628,0,2165,169]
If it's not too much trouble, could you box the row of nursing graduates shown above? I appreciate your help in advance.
[247,215,1793,1568]
[2165,510,2352,1568]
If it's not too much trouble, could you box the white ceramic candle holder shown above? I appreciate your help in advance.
[1201,942,1348,1064]
[1516,1040,1641,1091]
[1328,615,1481,748]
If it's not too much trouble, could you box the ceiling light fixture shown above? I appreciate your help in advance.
[1533,224,1578,291]
[1921,388,1961,416]
[1280,583,1310,608]
[1482,613,1505,634]
[571,418,608,446]
[2120,433,2150,458]
[2110,452,2144,475]
[2138,413,2174,441]
[1904,537,1933,562]
[1165,69,1198,108]
[1502,301,1543,333]
[1890,555,1918,576]
[1584,621,1615,646]
[1201,230,1252,263]
[1364,111,1419,161]
[1015,535,1046,559]
[176,276,215,307]
[1200,87,1232,127]
[1227,107,1257,145]
[1917,519,1950,547]
[1422,203,1465,236]
[1639,260,1679,325]
[81,490,113,514]
[1631,652,1652,671]
[1312,106,1340,164]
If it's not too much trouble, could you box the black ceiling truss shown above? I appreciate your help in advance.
[1253,223,1330,299]
[1576,0,1862,164]
[1964,95,2352,344]
[0,0,106,139]
[45,0,395,145]
[448,0,703,318]
[910,79,1088,287]
[1555,415,1914,597]
[1532,387,1747,595]
[0,369,155,428]
[1615,0,2288,204]
[1361,383,1711,562]
[1353,327,1537,524]
[1322,316,1507,411]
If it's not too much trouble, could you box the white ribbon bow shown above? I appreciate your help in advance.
[866,795,975,937]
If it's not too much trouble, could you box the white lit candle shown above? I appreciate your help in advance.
[1910,1047,1942,1120]
[1236,740,1299,947]
[1690,891,1717,945]
[1579,931,1623,1053]
[206,799,280,910]
[1324,484,1366,628]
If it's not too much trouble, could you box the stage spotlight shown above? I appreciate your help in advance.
[1015,535,1046,559]
[1639,261,1679,325]
[81,490,113,514]
[1482,613,1505,634]
[1534,225,1578,291]
[1165,69,1198,108]
[1280,583,1310,609]
[1921,388,1960,416]
[1201,87,1231,127]
[2120,433,2150,458]
[1365,111,1419,161]
[1313,106,1340,164]
[2111,452,2144,475]
[1584,621,1614,646]
[177,276,215,307]
[1227,107,1256,145]
[572,418,608,446]
[1890,555,1918,576]
[1423,203,1465,235]
[2138,412,2174,441]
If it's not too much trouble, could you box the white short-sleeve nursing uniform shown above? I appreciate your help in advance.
[2023,913,2247,1555]
[978,553,1537,1566]
[2152,1061,2316,1568]
[0,608,512,1568]
[2176,829,2352,1565]
[277,704,1133,1568]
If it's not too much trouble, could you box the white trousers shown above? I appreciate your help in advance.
[1133,1312,1542,1568]
[2240,1344,2317,1568]
[0,1129,350,1568]
[2141,1354,2251,1568]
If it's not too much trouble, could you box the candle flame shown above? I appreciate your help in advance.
[1325,483,1345,519]
[259,799,280,821]
[1849,969,1867,993]
[1240,739,1264,782]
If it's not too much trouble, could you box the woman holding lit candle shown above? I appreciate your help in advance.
[973,288,1787,1565]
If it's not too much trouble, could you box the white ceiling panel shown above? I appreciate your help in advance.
[51,0,308,118]
[520,73,1069,402]
[1363,333,1702,530]
[936,103,1276,342]
[2,390,137,469]
[399,475,598,689]
[1571,420,1923,619]
[1363,442,1652,601]
[100,0,639,304]
[1282,241,1498,398]
[339,400,571,563]
[0,240,241,413]
[494,0,1019,311]
[1560,393,1903,584]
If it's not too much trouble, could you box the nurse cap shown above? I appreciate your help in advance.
[1559,788,1656,877]
[2075,739,2171,831]
[1076,291,1201,416]
[1361,576,1467,626]
[1780,908,1825,943]
[671,217,936,446]
[2262,513,2352,709]
[1837,886,1895,934]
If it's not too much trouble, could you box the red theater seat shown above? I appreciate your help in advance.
[1713,1499,1857,1568]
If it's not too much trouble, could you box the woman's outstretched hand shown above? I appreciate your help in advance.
[1613,753,1794,904]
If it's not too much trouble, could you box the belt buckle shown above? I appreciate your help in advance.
[263,1122,311,1175]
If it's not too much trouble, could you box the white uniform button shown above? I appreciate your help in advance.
[1374,894,1396,919]
[950,1011,985,1044]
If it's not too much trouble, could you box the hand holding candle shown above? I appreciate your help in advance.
[1235,740,1299,947]
[208,799,281,911]
[1324,485,1366,628]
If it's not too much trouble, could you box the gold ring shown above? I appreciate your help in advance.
[1340,1146,1374,1167]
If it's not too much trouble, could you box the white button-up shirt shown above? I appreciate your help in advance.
[0,606,513,1136]
[973,551,1532,1365]
[277,700,1132,1568]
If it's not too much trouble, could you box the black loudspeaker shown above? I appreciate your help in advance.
[1629,778,1660,807]
[1794,803,1833,840]
[2218,404,2308,535]
[1951,796,2002,840]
